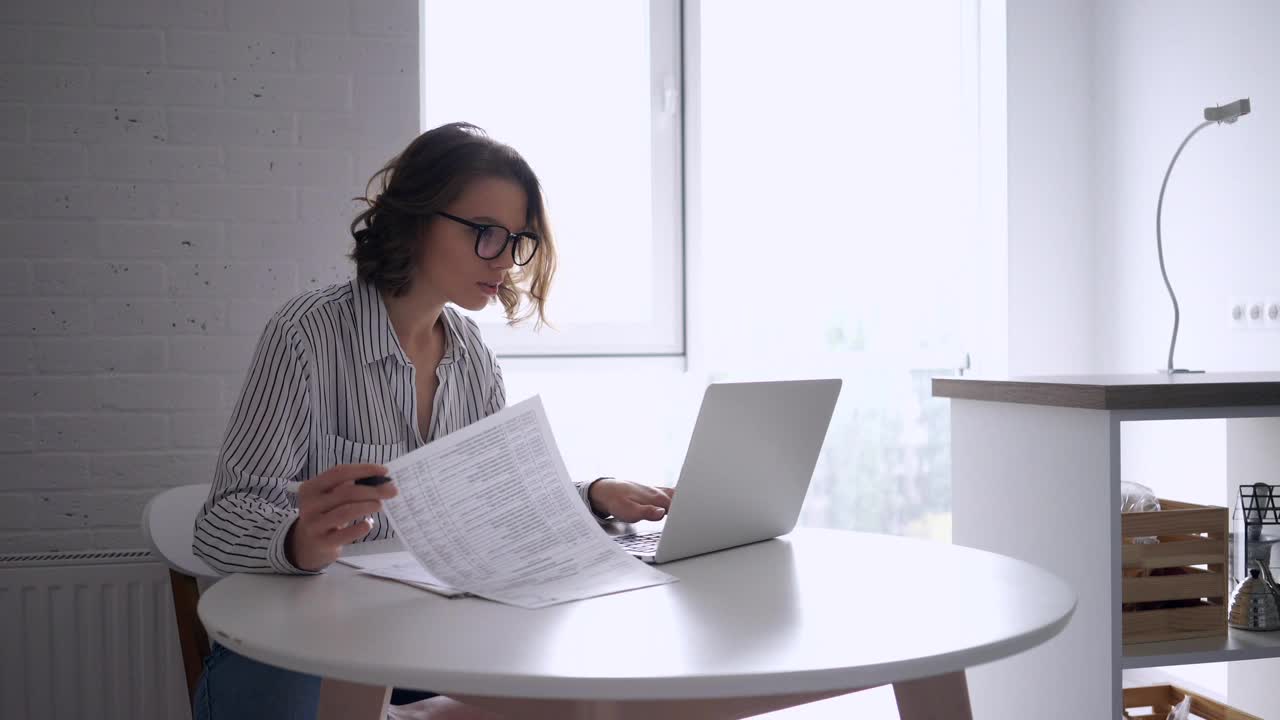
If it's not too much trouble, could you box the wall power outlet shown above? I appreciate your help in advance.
[1230,297,1280,329]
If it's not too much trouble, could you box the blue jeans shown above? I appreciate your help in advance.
[194,643,437,720]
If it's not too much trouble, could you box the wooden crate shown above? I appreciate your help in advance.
[1121,498,1229,645]
[1123,684,1261,720]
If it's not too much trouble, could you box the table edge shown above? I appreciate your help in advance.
[197,532,1078,700]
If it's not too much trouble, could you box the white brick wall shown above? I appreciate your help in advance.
[0,0,419,553]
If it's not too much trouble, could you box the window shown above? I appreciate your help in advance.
[422,1,992,542]
[421,0,684,356]
[694,0,984,539]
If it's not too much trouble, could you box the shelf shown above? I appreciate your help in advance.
[1123,628,1280,669]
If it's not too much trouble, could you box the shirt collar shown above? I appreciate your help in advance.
[351,277,469,366]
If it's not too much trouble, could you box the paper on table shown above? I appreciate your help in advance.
[336,552,467,598]
[380,395,676,609]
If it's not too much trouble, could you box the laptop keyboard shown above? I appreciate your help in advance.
[613,530,662,554]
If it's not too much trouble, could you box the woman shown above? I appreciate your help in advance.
[191,122,675,719]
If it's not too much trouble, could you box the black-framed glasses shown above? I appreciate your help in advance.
[435,211,540,266]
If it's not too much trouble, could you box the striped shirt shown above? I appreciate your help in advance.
[192,276,600,575]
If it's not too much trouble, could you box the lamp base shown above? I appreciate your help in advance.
[1160,368,1206,375]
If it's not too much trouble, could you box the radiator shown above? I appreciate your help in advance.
[0,549,191,720]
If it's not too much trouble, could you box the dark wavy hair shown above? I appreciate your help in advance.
[348,122,557,328]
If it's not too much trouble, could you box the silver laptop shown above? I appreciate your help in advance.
[612,379,841,563]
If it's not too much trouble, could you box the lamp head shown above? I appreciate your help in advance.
[1205,98,1251,124]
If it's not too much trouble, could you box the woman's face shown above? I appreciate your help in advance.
[418,176,527,312]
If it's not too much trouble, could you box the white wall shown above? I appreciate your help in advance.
[1000,0,1278,377]
[1094,1,1280,376]
[0,0,418,552]
[1004,0,1098,376]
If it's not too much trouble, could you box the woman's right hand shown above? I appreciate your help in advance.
[285,463,398,572]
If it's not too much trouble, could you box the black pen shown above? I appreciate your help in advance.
[284,475,393,493]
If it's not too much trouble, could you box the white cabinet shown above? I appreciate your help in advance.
[935,373,1280,718]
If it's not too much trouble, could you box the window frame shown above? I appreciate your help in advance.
[420,0,688,360]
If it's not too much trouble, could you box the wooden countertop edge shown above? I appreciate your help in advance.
[931,377,1280,410]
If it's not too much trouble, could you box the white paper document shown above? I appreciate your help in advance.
[336,551,466,598]
[379,395,676,609]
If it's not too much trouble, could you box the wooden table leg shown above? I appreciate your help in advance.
[892,671,973,720]
[317,678,392,720]
[168,569,211,704]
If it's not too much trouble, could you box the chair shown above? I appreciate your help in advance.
[141,484,219,703]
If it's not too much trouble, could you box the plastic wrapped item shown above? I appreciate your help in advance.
[1121,481,1162,514]
[1167,693,1191,719]
[1122,481,1162,546]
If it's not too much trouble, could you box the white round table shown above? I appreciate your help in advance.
[198,528,1075,719]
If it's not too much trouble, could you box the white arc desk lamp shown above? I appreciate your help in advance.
[1156,97,1251,374]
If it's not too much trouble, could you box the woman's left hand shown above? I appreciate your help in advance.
[588,478,675,522]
